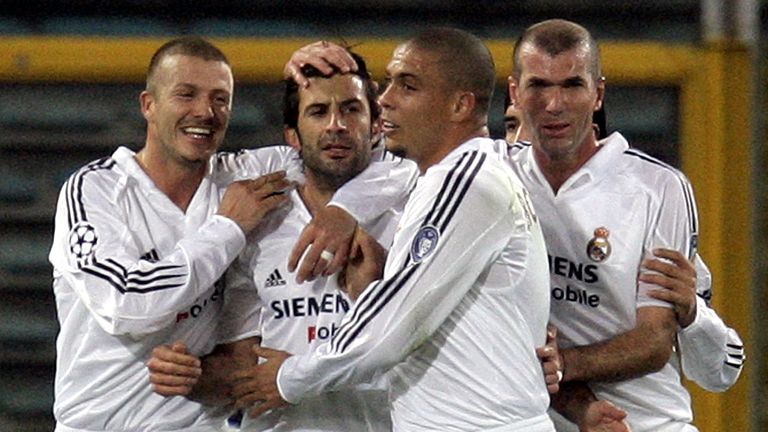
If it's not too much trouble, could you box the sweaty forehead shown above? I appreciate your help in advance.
[299,73,367,107]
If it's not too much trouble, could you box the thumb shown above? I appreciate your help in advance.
[546,324,558,342]
[171,340,188,353]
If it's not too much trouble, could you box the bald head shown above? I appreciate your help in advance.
[407,27,496,118]
[513,19,602,83]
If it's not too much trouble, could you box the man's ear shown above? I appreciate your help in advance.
[508,76,519,107]
[449,91,476,122]
[594,76,606,111]
[140,91,154,122]
[284,127,301,151]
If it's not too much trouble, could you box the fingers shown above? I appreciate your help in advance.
[325,240,350,276]
[296,241,327,283]
[147,343,201,396]
[651,248,691,268]
[219,172,291,233]
[288,222,316,272]
[595,400,627,421]
[639,267,695,295]
[149,343,200,369]
[171,340,189,354]
[546,323,558,342]
[283,41,357,87]
[231,376,261,403]
[248,397,285,418]
[284,62,308,88]
[640,258,683,280]
[247,172,291,199]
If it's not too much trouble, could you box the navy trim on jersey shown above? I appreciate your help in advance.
[65,157,187,295]
[65,157,115,230]
[623,149,698,237]
[724,342,745,369]
[83,258,185,294]
[330,151,486,354]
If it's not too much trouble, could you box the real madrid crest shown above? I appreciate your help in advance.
[586,227,611,262]
[410,225,440,263]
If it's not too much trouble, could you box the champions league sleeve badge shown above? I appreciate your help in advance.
[586,227,611,262]
[68,221,98,262]
[410,225,440,263]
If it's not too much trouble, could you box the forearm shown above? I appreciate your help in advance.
[550,381,599,427]
[328,158,417,224]
[279,196,519,402]
[562,307,677,382]
[679,297,745,391]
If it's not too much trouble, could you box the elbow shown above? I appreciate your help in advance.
[645,344,674,373]
[642,329,676,373]
[700,381,733,393]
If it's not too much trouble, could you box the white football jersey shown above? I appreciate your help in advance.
[49,145,341,432]
[277,138,555,432]
[50,147,244,432]
[219,186,400,431]
[507,133,696,431]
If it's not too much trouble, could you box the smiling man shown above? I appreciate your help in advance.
[48,37,291,432]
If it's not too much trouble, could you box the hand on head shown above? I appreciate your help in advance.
[284,41,358,88]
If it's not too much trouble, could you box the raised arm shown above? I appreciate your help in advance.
[237,158,528,417]
[50,170,287,336]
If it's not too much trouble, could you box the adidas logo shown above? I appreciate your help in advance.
[140,249,160,262]
[265,269,287,287]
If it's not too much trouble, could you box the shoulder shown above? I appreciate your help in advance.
[215,145,297,170]
[64,155,123,192]
[425,148,519,208]
[618,147,695,196]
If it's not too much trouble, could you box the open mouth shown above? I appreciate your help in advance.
[381,119,399,135]
[182,126,214,139]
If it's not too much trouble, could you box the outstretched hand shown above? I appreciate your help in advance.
[231,346,292,419]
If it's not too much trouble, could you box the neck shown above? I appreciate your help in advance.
[298,173,337,215]
[416,124,486,173]
[533,136,601,194]
[135,148,206,212]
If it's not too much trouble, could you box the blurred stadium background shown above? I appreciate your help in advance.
[0,1,765,431]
